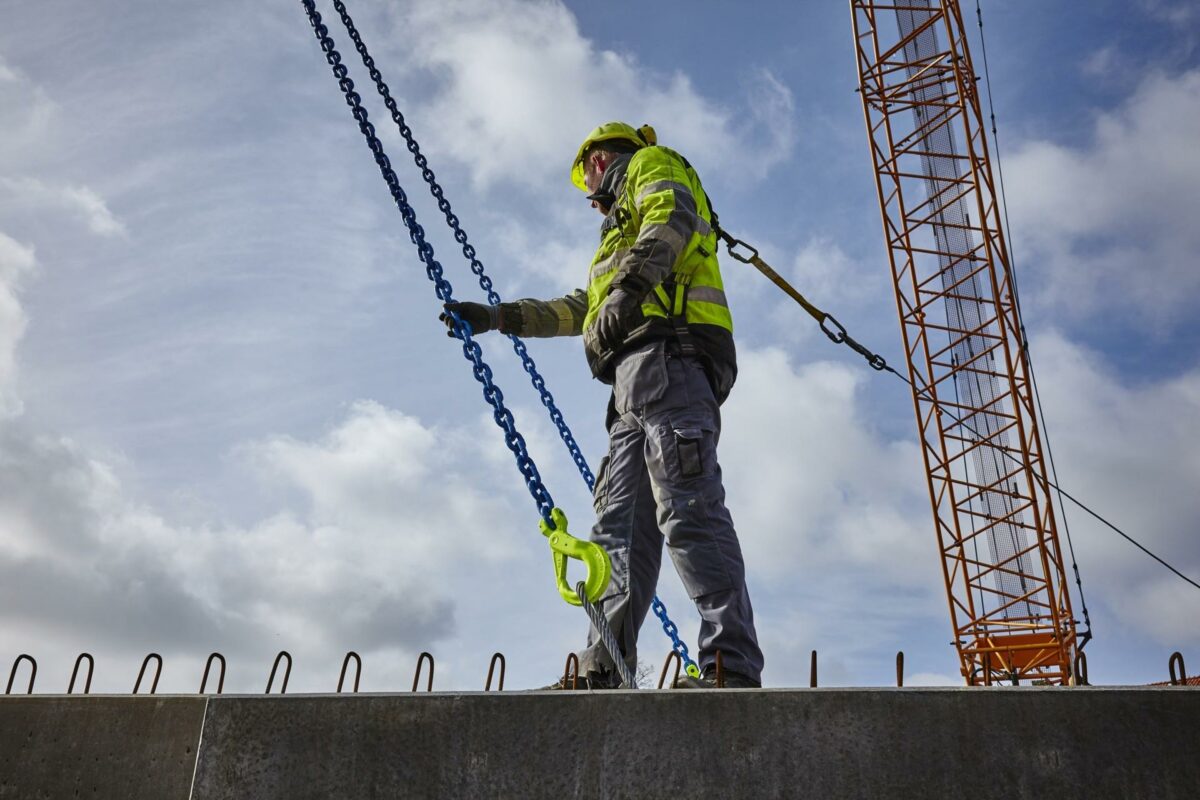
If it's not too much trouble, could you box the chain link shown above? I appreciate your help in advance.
[301,1,556,525]
[330,0,597,488]
[320,0,697,676]
[721,231,896,376]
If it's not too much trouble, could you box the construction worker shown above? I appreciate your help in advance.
[442,122,763,689]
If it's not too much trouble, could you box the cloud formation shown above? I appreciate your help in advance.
[0,400,537,692]
[1,0,1195,693]
[0,233,35,417]
[1031,330,1200,647]
[391,0,795,191]
[0,178,128,239]
[1005,69,1200,327]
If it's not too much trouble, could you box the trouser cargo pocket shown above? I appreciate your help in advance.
[674,428,704,478]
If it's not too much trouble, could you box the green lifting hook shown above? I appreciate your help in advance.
[539,507,611,606]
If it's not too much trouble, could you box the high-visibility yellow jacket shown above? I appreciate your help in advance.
[505,147,737,400]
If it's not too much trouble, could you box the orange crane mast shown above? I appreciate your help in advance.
[850,0,1080,684]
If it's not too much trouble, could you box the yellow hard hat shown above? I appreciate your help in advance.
[570,122,657,191]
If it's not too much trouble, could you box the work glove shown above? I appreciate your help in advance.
[593,287,642,351]
[440,301,499,337]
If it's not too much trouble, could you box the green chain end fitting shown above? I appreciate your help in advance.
[539,507,611,606]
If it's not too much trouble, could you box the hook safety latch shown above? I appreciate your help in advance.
[539,507,611,606]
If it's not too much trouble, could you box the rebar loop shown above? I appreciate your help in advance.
[266,651,292,694]
[1169,652,1188,686]
[68,653,94,694]
[412,652,434,693]
[658,651,682,690]
[338,651,362,694]
[810,650,818,688]
[562,652,580,690]
[133,653,162,694]
[896,651,905,687]
[200,652,226,694]
[484,652,505,691]
[1074,651,1089,686]
[715,650,725,689]
[6,654,36,695]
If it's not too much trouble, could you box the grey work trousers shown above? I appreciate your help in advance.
[577,341,764,682]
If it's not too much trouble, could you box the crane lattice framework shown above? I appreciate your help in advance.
[850,0,1079,684]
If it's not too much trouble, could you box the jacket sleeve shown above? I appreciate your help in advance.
[613,152,707,295]
[499,289,589,338]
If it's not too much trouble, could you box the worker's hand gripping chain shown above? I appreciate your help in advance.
[539,507,611,606]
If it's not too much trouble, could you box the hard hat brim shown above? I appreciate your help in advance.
[569,123,656,192]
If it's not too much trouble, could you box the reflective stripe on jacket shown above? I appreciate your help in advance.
[583,147,733,377]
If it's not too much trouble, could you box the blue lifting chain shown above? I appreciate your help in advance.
[302,0,699,680]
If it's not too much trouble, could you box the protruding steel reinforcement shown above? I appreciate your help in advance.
[809,650,818,688]
[484,653,505,691]
[200,652,226,694]
[68,653,94,695]
[1169,652,1187,686]
[658,651,682,690]
[412,652,434,693]
[562,653,580,690]
[6,654,36,694]
[133,653,162,694]
[896,651,905,687]
[1074,651,1089,686]
[266,651,292,694]
[338,651,361,694]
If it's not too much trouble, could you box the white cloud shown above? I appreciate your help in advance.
[0,177,127,239]
[0,401,539,692]
[1139,0,1199,25]
[1005,69,1200,326]
[0,59,58,160]
[0,232,35,417]
[1032,330,1200,646]
[789,236,877,310]
[390,0,796,192]
[723,347,933,586]
[2,0,1194,693]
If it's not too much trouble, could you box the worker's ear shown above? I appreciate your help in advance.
[589,151,608,177]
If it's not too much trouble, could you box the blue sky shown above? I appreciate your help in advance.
[0,0,1197,692]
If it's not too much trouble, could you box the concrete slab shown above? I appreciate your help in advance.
[189,688,1200,800]
[0,695,207,800]
[4,688,1197,798]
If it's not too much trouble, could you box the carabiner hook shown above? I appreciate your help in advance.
[539,507,612,606]
[724,237,759,264]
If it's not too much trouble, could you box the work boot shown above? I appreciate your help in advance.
[673,665,760,689]
[540,669,623,691]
